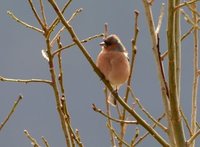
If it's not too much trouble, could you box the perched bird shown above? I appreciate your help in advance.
[96,34,130,106]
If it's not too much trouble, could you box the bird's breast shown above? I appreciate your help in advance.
[96,50,130,86]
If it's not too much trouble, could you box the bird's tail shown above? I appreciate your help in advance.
[107,92,117,106]
[107,85,120,107]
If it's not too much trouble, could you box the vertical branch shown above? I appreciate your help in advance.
[175,0,181,104]
[103,23,116,147]
[104,88,116,147]
[190,2,199,147]
[120,10,139,147]
[39,0,47,27]
[28,0,45,30]
[46,36,71,146]
[141,1,175,146]
[56,37,73,147]
[167,0,186,146]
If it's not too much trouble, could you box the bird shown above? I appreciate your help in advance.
[96,34,130,106]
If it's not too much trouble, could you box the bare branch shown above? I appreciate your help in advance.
[181,27,194,41]
[174,0,200,10]
[190,2,199,146]
[129,87,167,132]
[131,128,139,146]
[52,33,104,57]
[39,0,47,27]
[24,130,41,147]
[7,11,44,34]
[68,8,83,23]
[0,76,52,85]
[28,0,45,30]
[104,87,116,146]
[107,124,130,147]
[156,3,165,34]
[0,95,23,131]
[180,108,192,136]
[121,11,139,141]
[187,129,200,145]
[41,136,50,147]
[92,104,137,124]
[48,0,72,35]
[133,113,165,146]
[50,8,83,46]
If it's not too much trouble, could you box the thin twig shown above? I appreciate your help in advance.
[186,2,200,17]
[0,76,52,85]
[48,0,72,35]
[156,3,165,34]
[180,9,200,29]
[104,23,109,38]
[161,50,168,61]
[107,124,130,147]
[124,10,139,104]
[181,27,194,41]
[121,11,139,143]
[129,87,167,132]
[42,136,50,147]
[196,122,200,129]
[131,128,139,146]
[102,23,120,146]
[56,38,73,147]
[52,33,104,57]
[92,104,137,124]
[7,11,44,34]
[75,129,81,143]
[24,130,41,147]
[28,0,45,30]
[0,95,23,131]
[63,113,83,147]
[187,129,200,145]
[50,8,83,46]
[180,108,192,136]
[68,8,83,23]
[133,113,165,146]
[104,80,116,146]
[57,37,65,95]
[39,0,47,27]
[174,0,200,10]
[45,14,72,147]
[50,26,65,47]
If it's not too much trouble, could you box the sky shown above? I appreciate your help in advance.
[0,1,200,147]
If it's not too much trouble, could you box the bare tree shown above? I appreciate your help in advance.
[1,0,200,147]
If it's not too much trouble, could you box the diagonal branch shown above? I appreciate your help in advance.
[0,95,23,131]
[28,0,45,30]
[7,11,44,34]
[47,0,169,146]
[187,129,200,146]
[24,130,41,147]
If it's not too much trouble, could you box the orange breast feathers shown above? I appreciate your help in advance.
[96,49,130,88]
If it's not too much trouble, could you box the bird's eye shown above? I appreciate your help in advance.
[104,40,112,46]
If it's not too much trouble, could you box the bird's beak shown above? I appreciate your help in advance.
[99,41,105,46]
